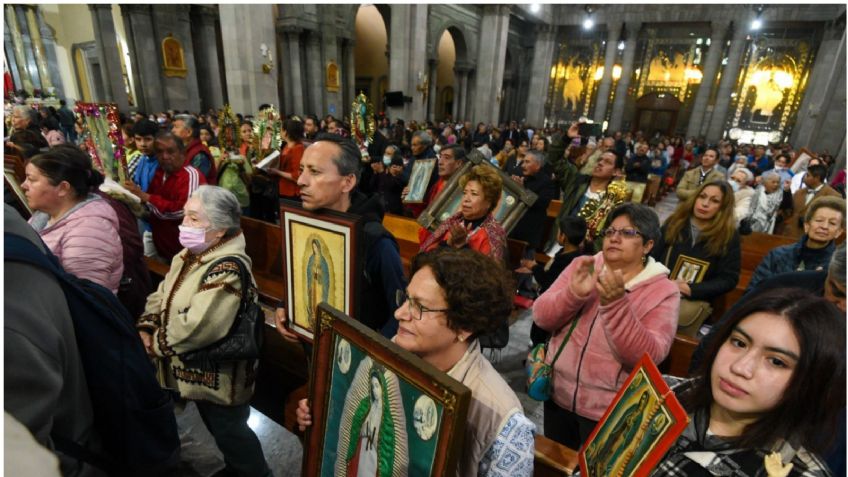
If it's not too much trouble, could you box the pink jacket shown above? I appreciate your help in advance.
[30,195,124,293]
[533,252,679,421]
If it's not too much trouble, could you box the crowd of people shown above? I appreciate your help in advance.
[4,98,847,477]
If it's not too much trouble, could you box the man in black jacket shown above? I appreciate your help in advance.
[510,150,559,256]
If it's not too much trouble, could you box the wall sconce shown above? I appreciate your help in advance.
[260,43,274,74]
[416,72,429,104]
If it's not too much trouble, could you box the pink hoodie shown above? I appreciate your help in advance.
[533,252,680,421]
[30,196,124,293]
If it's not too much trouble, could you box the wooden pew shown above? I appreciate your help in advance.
[659,333,700,378]
[534,435,579,476]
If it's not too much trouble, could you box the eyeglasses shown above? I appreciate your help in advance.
[395,290,449,321]
[602,227,642,239]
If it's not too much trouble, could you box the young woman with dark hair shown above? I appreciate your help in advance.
[654,288,844,476]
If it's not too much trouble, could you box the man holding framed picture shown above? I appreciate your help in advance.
[274,133,407,338]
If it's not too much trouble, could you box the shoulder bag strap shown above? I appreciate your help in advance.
[548,316,579,367]
[205,256,252,314]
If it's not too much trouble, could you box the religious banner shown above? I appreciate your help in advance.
[633,28,708,105]
[545,35,604,125]
[303,304,471,476]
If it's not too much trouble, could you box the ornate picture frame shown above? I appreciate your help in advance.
[326,61,340,92]
[669,254,711,285]
[75,102,128,183]
[162,34,187,78]
[303,304,471,476]
[579,354,689,477]
[217,104,241,153]
[417,149,538,234]
[403,159,436,204]
[280,201,361,342]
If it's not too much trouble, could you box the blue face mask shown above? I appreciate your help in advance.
[383,155,392,166]
[729,180,740,192]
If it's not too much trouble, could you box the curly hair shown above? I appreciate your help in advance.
[663,180,737,257]
[410,248,514,338]
[458,164,503,214]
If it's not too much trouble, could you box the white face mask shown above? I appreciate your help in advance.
[383,155,392,166]
[729,180,740,192]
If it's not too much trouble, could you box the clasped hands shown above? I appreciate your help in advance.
[447,222,471,248]
[568,256,626,305]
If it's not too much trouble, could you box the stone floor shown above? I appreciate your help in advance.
[171,193,682,476]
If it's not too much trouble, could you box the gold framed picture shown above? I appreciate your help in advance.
[669,254,710,284]
[162,35,187,78]
[326,61,340,92]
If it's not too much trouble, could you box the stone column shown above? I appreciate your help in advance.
[304,31,323,116]
[465,69,476,121]
[705,20,750,142]
[319,30,341,117]
[89,4,130,110]
[5,5,32,92]
[526,25,558,126]
[472,5,510,124]
[686,20,730,139]
[191,6,225,111]
[792,26,846,150]
[219,4,278,116]
[121,5,164,114]
[386,4,428,120]
[608,22,641,133]
[427,59,438,121]
[151,5,201,112]
[343,38,356,118]
[16,6,42,90]
[286,29,305,115]
[593,22,622,123]
[454,65,470,121]
[35,7,65,98]
[23,6,51,92]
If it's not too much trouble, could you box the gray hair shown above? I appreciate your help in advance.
[761,170,780,182]
[155,131,185,152]
[13,105,39,125]
[412,130,433,148]
[191,185,241,235]
[525,150,546,167]
[605,203,662,245]
[174,114,199,138]
[733,167,754,184]
[828,243,846,288]
[313,132,362,183]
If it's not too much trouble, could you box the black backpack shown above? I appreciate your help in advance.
[4,232,180,475]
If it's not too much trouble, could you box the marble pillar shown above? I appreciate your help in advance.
[286,30,305,115]
[276,29,292,114]
[792,27,846,150]
[191,6,225,112]
[121,5,164,114]
[4,31,22,91]
[320,30,342,117]
[705,20,750,142]
[219,4,278,116]
[5,5,32,92]
[472,5,510,124]
[89,4,130,111]
[387,4,428,121]
[16,6,42,91]
[304,31,323,116]
[427,59,438,121]
[686,21,730,139]
[526,25,557,126]
[465,69,476,121]
[454,66,470,121]
[35,7,65,98]
[24,7,52,92]
[343,38,356,118]
[608,22,641,133]
[151,5,201,112]
[593,22,622,123]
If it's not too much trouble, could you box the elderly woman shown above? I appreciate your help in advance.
[295,248,535,477]
[729,167,755,225]
[23,145,123,292]
[533,203,679,450]
[420,164,507,261]
[652,181,741,335]
[747,170,785,233]
[136,185,271,477]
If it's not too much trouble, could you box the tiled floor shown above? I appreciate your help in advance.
[172,193,682,476]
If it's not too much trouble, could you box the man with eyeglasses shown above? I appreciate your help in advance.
[274,134,406,338]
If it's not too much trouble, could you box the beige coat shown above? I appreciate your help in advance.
[138,233,258,406]
[676,167,725,201]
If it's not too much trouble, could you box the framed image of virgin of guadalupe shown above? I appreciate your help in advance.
[579,354,689,477]
[417,149,538,234]
[303,304,471,477]
[280,200,362,342]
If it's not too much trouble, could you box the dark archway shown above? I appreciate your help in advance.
[633,93,683,136]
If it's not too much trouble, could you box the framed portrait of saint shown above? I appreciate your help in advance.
[668,254,710,285]
[75,102,128,183]
[280,201,361,342]
[403,159,436,204]
[418,149,537,234]
[303,304,471,477]
[162,35,187,78]
[579,354,689,477]
[326,61,340,92]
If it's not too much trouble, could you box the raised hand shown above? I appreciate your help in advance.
[596,267,626,305]
[447,222,470,248]
[569,256,598,298]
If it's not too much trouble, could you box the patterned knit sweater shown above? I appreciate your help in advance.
[137,232,257,406]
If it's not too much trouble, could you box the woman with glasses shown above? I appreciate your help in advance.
[651,180,741,336]
[533,203,680,450]
[296,248,535,476]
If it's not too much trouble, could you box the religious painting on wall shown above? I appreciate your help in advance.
[579,353,688,477]
[633,28,709,106]
[417,149,537,234]
[403,159,436,204]
[162,34,187,78]
[280,201,361,342]
[545,35,604,125]
[326,61,340,92]
[726,32,819,145]
[302,304,471,477]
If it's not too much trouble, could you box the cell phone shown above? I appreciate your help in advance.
[578,122,602,139]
